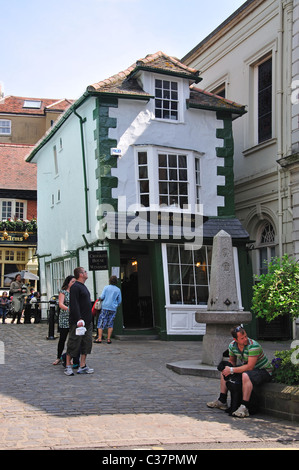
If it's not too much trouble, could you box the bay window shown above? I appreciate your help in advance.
[166,244,212,305]
[136,147,201,210]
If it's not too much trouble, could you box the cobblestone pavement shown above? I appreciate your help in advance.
[0,322,298,450]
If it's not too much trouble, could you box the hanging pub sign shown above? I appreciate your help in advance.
[88,250,108,271]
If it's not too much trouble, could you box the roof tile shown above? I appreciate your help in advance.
[0,96,74,115]
[0,143,36,190]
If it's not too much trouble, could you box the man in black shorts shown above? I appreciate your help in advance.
[64,267,94,376]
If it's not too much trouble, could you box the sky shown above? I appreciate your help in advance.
[1,0,245,101]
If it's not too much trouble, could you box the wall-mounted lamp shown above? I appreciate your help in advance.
[23,229,29,240]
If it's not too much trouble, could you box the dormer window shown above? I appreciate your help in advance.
[23,100,42,109]
[155,79,178,120]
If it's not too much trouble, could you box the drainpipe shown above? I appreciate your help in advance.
[74,108,91,234]
[277,0,284,257]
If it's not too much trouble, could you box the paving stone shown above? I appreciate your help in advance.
[0,322,298,450]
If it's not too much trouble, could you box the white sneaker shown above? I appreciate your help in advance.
[64,366,74,376]
[207,399,228,410]
[77,365,94,374]
[232,404,249,418]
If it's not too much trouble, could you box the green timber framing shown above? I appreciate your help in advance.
[27,87,254,340]
[92,94,254,340]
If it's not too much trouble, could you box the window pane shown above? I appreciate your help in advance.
[159,182,168,195]
[169,182,177,195]
[169,169,177,180]
[155,80,178,120]
[158,153,188,208]
[159,154,167,167]
[196,286,209,304]
[178,183,187,194]
[182,285,195,304]
[168,264,180,284]
[140,180,149,193]
[167,244,212,305]
[195,267,208,285]
[138,152,147,165]
[181,265,194,285]
[169,285,182,303]
[178,155,187,168]
[179,196,188,208]
[140,195,149,207]
[159,168,167,180]
[168,155,177,167]
[139,166,148,179]
[179,246,192,264]
[167,245,179,263]
[179,169,187,180]
[258,57,272,143]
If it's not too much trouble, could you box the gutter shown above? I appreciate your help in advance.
[26,92,89,162]
[74,108,91,234]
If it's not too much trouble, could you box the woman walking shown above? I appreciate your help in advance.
[94,275,122,344]
[10,274,28,323]
[53,275,76,365]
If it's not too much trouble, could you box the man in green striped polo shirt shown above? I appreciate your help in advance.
[207,325,273,418]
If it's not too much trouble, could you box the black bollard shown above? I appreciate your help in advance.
[24,303,32,324]
[34,302,41,323]
[47,298,57,340]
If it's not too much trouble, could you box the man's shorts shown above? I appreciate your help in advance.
[245,369,272,386]
[67,322,93,357]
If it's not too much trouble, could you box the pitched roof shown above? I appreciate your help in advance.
[87,51,201,96]
[103,214,249,241]
[0,96,74,115]
[26,51,246,163]
[188,87,246,117]
[0,143,36,190]
[87,51,245,116]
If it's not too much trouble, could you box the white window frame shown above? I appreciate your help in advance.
[53,145,59,176]
[254,55,272,144]
[162,243,212,306]
[150,75,184,123]
[244,42,276,151]
[0,199,27,221]
[134,145,201,213]
[256,221,277,276]
[0,119,11,135]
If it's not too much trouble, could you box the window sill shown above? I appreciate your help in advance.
[243,138,277,157]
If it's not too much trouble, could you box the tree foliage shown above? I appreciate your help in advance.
[251,254,299,322]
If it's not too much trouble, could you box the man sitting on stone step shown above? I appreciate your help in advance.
[207,325,273,418]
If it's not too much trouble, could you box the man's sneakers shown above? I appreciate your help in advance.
[232,404,249,418]
[77,365,94,374]
[206,399,228,410]
[64,366,74,376]
[207,399,249,418]
[64,364,94,376]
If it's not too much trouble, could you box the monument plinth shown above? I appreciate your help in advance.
[196,230,251,366]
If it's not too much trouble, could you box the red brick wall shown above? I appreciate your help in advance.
[27,200,37,220]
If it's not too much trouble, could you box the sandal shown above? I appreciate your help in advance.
[107,339,112,344]
[53,358,61,365]
[94,338,102,343]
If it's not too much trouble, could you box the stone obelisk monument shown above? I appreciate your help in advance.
[196,230,251,366]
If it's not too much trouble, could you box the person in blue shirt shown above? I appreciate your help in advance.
[94,275,122,344]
